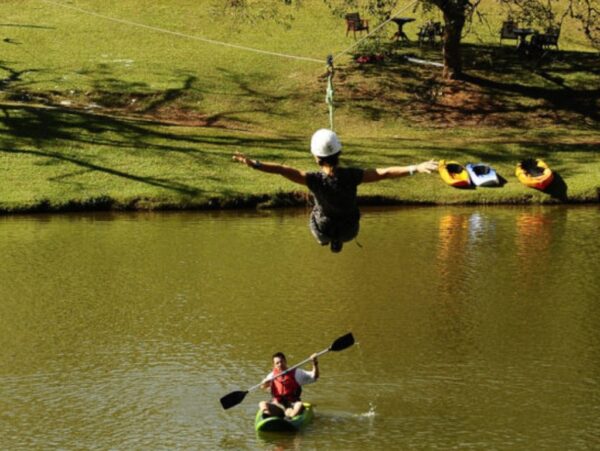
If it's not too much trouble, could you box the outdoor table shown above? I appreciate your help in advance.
[513,28,535,51]
[391,17,415,42]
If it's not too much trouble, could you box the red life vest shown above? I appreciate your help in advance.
[271,368,302,404]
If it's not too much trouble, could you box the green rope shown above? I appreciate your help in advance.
[325,55,334,131]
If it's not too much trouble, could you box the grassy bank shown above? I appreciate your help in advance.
[1,1,598,213]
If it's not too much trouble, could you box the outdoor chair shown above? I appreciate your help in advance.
[418,21,443,45]
[530,26,561,54]
[500,20,519,44]
[345,12,369,39]
[540,26,560,50]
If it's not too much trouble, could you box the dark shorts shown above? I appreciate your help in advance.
[272,398,300,409]
[309,212,360,245]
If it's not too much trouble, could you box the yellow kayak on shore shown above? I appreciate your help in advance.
[439,160,471,188]
[515,159,554,190]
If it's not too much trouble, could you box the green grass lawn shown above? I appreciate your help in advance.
[1,0,598,212]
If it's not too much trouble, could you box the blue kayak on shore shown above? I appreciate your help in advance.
[466,163,500,187]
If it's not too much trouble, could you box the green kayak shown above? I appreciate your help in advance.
[254,402,314,433]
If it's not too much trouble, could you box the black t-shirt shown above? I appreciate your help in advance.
[306,167,364,222]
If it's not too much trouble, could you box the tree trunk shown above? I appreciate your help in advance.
[441,11,466,79]
[429,0,468,79]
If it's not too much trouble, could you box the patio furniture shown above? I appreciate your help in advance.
[391,17,415,42]
[513,28,535,52]
[535,26,561,50]
[418,21,443,45]
[345,12,369,39]
[500,20,519,44]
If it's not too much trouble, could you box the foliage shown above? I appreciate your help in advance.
[323,0,403,20]
[321,0,598,77]
[351,35,389,57]
[499,0,561,26]
[563,0,599,48]
[496,0,599,48]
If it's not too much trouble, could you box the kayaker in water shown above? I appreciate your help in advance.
[232,129,438,253]
[259,352,319,419]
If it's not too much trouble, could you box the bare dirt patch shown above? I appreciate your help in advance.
[336,63,596,128]
[4,90,245,129]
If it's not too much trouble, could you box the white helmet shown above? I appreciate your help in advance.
[310,129,342,158]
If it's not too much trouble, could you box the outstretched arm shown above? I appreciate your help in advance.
[232,152,307,186]
[362,160,438,183]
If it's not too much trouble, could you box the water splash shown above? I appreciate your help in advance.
[358,403,376,418]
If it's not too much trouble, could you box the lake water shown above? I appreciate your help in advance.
[1,206,599,449]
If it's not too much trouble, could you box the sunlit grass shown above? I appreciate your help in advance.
[0,0,598,212]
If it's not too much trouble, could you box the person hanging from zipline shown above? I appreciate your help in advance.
[232,129,438,253]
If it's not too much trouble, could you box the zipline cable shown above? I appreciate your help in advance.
[38,0,323,64]
[38,0,427,131]
[332,1,419,61]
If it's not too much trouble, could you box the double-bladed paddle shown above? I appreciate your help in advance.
[220,332,355,410]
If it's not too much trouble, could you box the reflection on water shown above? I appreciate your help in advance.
[256,432,304,451]
[515,210,555,289]
[1,207,599,449]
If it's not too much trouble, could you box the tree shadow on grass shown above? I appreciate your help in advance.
[341,41,600,126]
[70,63,302,130]
[0,102,306,153]
[200,67,305,127]
[460,72,600,123]
[0,59,315,197]
[0,63,40,89]
[0,101,315,196]
[0,56,328,171]
[0,24,55,30]
[0,146,202,195]
[453,44,600,125]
